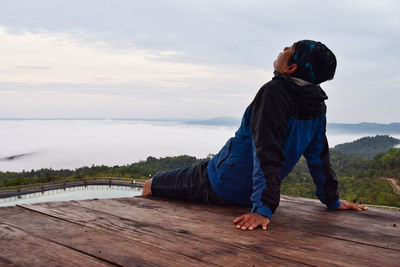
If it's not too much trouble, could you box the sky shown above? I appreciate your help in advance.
[0,0,399,123]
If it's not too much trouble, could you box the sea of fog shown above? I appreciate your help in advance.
[1,119,399,172]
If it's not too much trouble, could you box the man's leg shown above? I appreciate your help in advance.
[148,161,209,202]
[141,161,233,205]
[142,178,153,196]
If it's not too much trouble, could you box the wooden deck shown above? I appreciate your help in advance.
[0,196,399,266]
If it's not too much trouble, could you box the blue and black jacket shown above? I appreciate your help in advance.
[207,74,341,219]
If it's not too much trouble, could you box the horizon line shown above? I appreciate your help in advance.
[0,117,400,124]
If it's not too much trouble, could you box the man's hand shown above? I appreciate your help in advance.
[233,213,270,231]
[337,200,368,211]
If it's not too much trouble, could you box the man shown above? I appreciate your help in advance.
[142,40,367,231]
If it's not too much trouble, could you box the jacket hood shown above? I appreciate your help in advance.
[273,72,328,101]
[273,72,328,119]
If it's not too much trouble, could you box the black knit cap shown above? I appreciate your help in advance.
[292,40,337,84]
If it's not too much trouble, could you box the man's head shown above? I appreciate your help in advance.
[273,40,337,84]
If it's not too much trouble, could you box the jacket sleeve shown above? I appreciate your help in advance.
[249,83,291,219]
[303,116,341,209]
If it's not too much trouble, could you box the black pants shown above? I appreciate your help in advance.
[151,161,233,205]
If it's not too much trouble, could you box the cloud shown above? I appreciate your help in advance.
[18,66,52,70]
[0,26,268,87]
[0,1,399,122]
[0,27,204,86]
[0,25,269,118]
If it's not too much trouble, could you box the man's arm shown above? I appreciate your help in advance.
[234,82,291,231]
[303,116,367,211]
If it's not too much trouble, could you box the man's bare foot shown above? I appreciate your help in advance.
[142,178,152,196]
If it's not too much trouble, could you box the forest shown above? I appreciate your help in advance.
[1,135,399,207]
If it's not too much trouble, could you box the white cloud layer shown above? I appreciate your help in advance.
[0,27,267,87]
[0,26,268,118]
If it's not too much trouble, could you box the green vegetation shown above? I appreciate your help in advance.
[366,148,400,177]
[292,151,370,178]
[332,135,400,159]
[0,155,204,189]
[281,173,400,208]
[282,136,400,207]
[1,136,400,208]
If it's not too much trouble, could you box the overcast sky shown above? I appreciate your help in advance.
[0,0,399,122]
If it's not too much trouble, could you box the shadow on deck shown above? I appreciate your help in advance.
[0,195,399,266]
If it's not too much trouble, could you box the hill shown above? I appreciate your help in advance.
[332,135,400,159]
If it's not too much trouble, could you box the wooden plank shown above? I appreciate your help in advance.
[0,206,215,267]
[97,197,400,265]
[0,221,112,266]
[138,196,400,251]
[276,196,400,250]
[113,196,400,250]
[145,195,400,250]
[24,197,400,267]
[280,195,400,221]
[18,200,303,266]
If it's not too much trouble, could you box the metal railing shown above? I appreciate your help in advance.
[0,183,143,204]
[0,177,145,199]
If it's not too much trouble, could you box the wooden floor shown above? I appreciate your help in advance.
[0,196,399,266]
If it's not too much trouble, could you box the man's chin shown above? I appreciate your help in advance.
[273,59,280,69]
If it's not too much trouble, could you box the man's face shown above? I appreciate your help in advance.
[273,43,296,73]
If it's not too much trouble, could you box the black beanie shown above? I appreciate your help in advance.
[292,40,337,84]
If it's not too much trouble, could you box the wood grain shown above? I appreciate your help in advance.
[21,197,400,267]
[0,205,213,266]
[0,220,112,266]
[18,200,303,266]
[0,195,399,266]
